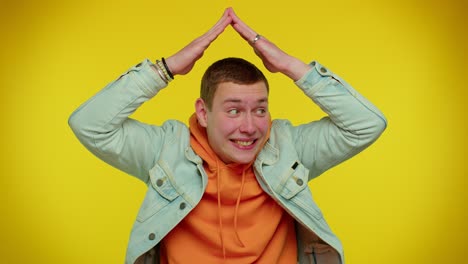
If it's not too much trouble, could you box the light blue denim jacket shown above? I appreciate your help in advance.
[69,59,386,264]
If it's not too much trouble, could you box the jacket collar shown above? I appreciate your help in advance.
[256,140,279,166]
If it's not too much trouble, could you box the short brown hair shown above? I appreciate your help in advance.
[200,58,269,110]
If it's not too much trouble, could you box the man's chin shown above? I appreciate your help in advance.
[230,154,256,165]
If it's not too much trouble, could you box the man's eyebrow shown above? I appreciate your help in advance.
[223,98,242,104]
[222,97,269,104]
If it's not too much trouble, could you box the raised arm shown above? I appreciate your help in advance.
[68,10,232,183]
[229,8,386,178]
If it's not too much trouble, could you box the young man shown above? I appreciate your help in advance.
[69,8,386,264]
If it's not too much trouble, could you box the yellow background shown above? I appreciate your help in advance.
[1,0,466,263]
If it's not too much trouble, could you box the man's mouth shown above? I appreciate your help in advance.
[233,140,255,146]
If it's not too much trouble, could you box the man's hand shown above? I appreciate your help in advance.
[165,8,232,76]
[164,7,311,81]
[228,8,311,81]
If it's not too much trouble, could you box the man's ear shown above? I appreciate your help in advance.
[195,98,209,127]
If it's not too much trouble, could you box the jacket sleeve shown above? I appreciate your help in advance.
[68,59,169,183]
[291,61,387,180]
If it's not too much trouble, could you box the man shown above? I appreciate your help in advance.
[69,8,386,264]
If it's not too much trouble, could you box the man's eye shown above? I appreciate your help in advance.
[256,108,267,115]
[228,109,239,115]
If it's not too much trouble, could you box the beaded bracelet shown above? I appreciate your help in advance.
[154,63,169,84]
[156,60,173,82]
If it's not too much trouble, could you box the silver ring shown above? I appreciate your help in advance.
[251,34,261,44]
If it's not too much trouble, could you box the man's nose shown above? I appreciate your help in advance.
[239,114,255,134]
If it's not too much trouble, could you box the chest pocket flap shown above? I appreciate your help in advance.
[149,163,180,201]
[276,161,309,199]
[137,164,180,222]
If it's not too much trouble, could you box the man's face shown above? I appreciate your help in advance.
[196,81,270,164]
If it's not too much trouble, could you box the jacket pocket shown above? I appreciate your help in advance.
[276,161,309,199]
[136,164,180,222]
[276,161,324,220]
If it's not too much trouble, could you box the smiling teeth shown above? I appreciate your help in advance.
[236,140,253,146]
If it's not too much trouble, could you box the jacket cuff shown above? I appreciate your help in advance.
[124,59,168,98]
[295,61,335,96]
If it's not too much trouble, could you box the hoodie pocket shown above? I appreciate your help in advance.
[137,164,180,222]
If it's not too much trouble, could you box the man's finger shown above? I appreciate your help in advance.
[229,9,257,41]
[204,9,232,40]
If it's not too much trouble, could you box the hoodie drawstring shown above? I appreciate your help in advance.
[233,168,246,247]
[216,159,226,259]
[216,159,248,260]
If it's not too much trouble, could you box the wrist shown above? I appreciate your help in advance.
[283,59,311,81]
[165,56,177,76]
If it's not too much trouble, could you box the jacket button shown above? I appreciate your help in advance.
[320,67,327,73]
[156,179,163,187]
[311,61,316,67]
[179,202,186,210]
[148,233,156,240]
[296,178,304,186]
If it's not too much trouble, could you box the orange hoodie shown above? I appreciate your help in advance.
[160,114,297,263]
